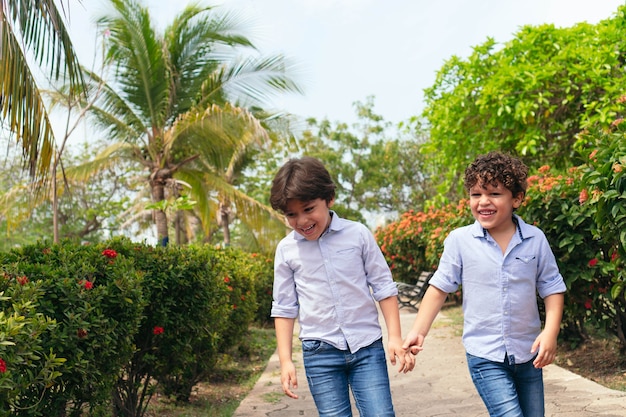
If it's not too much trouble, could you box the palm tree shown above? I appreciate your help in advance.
[77,0,300,246]
[0,0,83,182]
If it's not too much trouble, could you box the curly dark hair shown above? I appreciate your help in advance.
[464,151,528,199]
[270,156,336,213]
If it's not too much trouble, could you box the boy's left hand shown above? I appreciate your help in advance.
[531,330,557,368]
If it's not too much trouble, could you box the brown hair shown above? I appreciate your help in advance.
[464,151,528,199]
[270,157,336,212]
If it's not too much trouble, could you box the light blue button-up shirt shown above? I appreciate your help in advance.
[429,215,566,364]
[271,211,398,353]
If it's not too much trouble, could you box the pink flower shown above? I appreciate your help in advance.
[153,326,164,335]
[578,189,589,204]
[584,299,592,309]
[0,358,6,373]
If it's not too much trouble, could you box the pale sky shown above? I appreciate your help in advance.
[67,0,626,125]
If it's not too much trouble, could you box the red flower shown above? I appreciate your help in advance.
[153,326,164,335]
[16,276,29,286]
[0,358,6,373]
[224,276,230,283]
[77,329,88,338]
[588,258,598,267]
[584,299,592,309]
[82,280,94,290]
[611,252,619,262]
[578,189,589,205]
[102,249,118,259]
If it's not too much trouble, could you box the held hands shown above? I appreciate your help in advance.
[531,330,558,369]
[280,360,299,399]
[401,331,426,362]
[388,336,415,373]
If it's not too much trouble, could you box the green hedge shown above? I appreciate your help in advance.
[0,239,274,416]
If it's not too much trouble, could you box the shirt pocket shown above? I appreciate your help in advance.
[509,255,538,278]
[331,247,363,274]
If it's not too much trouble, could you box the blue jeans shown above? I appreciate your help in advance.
[302,338,395,417]
[466,353,544,417]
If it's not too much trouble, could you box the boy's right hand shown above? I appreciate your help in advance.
[402,332,425,356]
[280,361,299,399]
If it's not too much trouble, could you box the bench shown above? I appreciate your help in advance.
[396,271,434,311]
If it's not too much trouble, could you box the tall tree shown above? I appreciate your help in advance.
[421,6,626,200]
[0,0,83,182]
[78,0,301,246]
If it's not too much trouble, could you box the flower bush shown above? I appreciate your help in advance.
[0,240,145,416]
[375,202,472,285]
[0,238,270,416]
[0,280,65,415]
[575,122,626,346]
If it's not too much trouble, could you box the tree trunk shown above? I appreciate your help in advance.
[218,200,231,247]
[150,170,170,246]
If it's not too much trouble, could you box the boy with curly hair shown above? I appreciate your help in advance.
[403,151,566,417]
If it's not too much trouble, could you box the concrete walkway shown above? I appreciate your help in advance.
[233,308,626,417]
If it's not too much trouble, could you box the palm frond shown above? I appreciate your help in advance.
[63,142,134,182]
[98,0,169,128]
[0,0,83,181]
[201,54,304,108]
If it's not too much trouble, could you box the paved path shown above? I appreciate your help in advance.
[234,308,626,417]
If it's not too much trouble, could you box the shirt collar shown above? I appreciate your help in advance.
[471,214,535,240]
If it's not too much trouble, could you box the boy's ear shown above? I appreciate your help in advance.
[513,192,524,208]
[327,198,335,208]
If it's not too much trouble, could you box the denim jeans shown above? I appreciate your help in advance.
[302,338,395,417]
[466,352,544,417]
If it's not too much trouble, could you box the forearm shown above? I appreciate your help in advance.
[410,286,448,337]
[274,317,296,364]
[543,292,565,337]
[379,296,402,340]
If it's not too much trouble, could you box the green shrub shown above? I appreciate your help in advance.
[0,240,145,416]
[0,281,64,416]
[249,252,274,327]
[576,122,626,347]
[105,241,259,411]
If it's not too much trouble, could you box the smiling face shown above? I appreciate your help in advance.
[284,198,334,241]
[469,181,523,235]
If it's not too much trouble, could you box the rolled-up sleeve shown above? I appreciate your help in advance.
[271,245,299,318]
[362,225,398,301]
